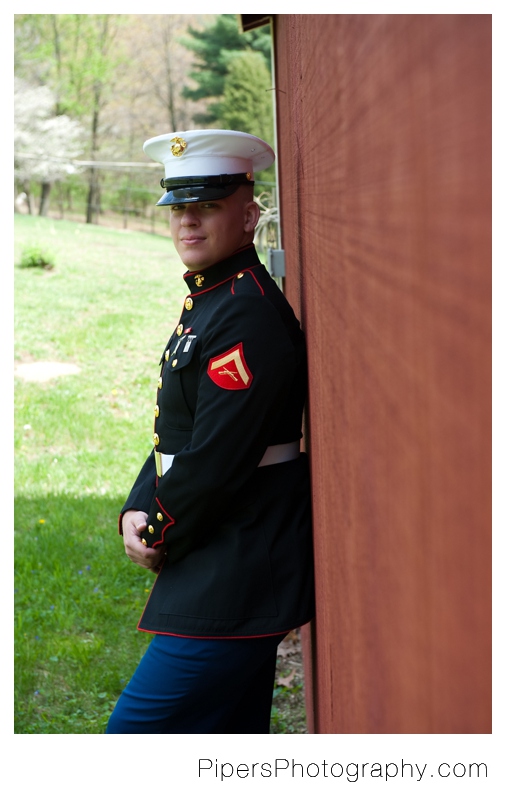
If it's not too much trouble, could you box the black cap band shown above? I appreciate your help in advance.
[160,173,254,190]
[156,173,254,206]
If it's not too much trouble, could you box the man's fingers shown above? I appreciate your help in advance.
[121,510,164,569]
[124,535,163,569]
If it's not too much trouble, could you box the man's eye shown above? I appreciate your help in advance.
[171,205,185,212]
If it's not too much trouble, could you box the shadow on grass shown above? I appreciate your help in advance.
[15,493,308,734]
[14,493,153,734]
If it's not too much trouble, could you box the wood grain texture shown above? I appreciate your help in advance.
[274,14,491,732]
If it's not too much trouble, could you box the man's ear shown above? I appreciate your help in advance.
[244,200,261,233]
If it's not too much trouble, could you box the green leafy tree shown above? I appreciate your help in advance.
[15,14,123,223]
[14,78,85,216]
[181,14,271,126]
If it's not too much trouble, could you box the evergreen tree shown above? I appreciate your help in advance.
[218,51,275,187]
[181,14,271,126]
[218,51,273,144]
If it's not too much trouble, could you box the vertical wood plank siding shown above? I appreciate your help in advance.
[274,14,491,733]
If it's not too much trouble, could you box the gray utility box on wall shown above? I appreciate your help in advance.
[267,249,285,278]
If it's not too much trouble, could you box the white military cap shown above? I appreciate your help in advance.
[143,129,275,206]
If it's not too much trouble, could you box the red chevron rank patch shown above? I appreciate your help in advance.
[207,343,253,390]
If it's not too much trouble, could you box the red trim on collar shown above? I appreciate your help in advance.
[185,264,260,298]
[182,244,255,282]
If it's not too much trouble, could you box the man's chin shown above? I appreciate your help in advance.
[177,247,211,272]
[181,258,212,272]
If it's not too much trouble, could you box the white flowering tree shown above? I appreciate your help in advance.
[14,78,84,215]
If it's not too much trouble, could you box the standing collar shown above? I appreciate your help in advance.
[183,244,261,294]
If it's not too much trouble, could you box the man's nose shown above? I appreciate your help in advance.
[181,207,199,225]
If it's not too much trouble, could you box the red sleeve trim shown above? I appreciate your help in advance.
[150,496,176,548]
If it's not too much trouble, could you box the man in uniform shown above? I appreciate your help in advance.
[106,129,314,734]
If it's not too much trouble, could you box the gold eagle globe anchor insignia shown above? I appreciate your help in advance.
[170,137,187,157]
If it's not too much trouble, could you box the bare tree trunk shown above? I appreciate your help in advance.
[86,88,100,223]
[57,181,65,219]
[86,167,98,224]
[39,182,52,216]
[161,20,178,130]
[85,15,112,224]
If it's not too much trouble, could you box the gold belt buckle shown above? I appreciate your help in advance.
[154,450,163,477]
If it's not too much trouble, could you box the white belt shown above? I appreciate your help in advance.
[154,442,300,478]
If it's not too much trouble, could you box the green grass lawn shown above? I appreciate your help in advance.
[14,214,306,734]
[14,215,186,733]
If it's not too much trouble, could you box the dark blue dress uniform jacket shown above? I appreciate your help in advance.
[121,244,315,637]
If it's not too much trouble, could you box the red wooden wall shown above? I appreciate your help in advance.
[273,14,491,733]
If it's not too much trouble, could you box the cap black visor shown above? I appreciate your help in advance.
[156,174,254,206]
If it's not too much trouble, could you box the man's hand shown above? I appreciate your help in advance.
[122,509,166,573]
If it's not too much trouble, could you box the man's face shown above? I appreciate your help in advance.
[169,189,260,271]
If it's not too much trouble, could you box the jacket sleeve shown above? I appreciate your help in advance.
[118,330,178,533]
[117,449,157,535]
[142,292,302,561]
